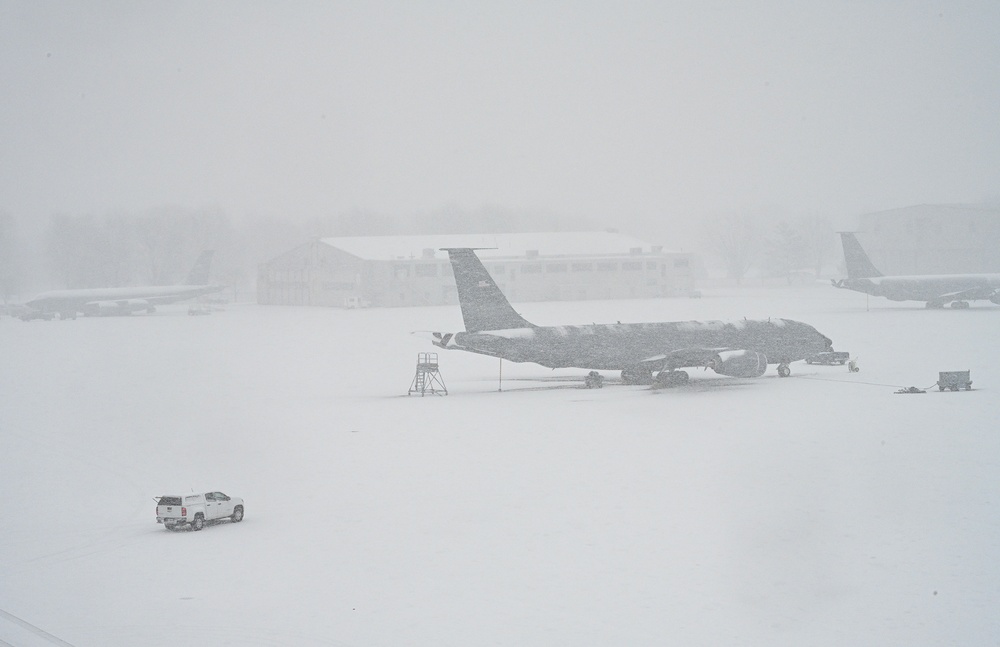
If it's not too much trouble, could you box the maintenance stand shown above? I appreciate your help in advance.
[408,352,448,396]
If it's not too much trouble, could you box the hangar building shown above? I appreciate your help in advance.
[257,232,701,308]
[857,204,1000,275]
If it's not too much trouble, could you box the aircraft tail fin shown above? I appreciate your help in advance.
[442,248,533,332]
[185,250,215,285]
[839,233,883,279]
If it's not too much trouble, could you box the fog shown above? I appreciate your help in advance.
[3,1,999,255]
[4,5,1000,642]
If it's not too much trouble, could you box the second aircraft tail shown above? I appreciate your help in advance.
[185,250,216,285]
[839,233,883,279]
[442,248,534,332]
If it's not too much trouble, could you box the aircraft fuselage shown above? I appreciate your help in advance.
[434,318,832,371]
[834,274,1000,303]
[25,284,223,315]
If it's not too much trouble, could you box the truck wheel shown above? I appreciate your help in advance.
[191,514,205,531]
[231,506,244,523]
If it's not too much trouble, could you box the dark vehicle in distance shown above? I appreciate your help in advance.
[805,351,851,365]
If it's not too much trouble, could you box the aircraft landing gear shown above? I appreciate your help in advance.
[925,302,945,309]
[654,370,690,388]
[950,301,970,309]
[621,366,654,385]
[777,363,791,378]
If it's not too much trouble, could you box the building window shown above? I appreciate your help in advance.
[488,264,506,274]
[646,261,657,270]
[521,264,543,273]
[546,264,568,273]
[622,261,642,271]
[596,262,617,272]
[673,258,689,268]
[572,263,593,272]
[393,264,410,279]
[415,264,437,277]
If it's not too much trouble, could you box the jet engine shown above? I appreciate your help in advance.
[709,350,768,378]
[94,301,127,315]
[89,299,149,316]
[990,294,1000,305]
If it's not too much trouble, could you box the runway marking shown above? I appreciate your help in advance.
[0,608,76,647]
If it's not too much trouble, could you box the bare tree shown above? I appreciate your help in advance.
[763,220,810,284]
[46,213,104,288]
[701,213,763,286]
[0,212,23,304]
[795,215,836,277]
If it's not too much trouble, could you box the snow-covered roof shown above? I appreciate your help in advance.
[319,232,676,261]
[863,203,1000,219]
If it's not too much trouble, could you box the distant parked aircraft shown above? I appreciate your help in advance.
[420,248,834,385]
[832,233,1000,308]
[22,251,224,319]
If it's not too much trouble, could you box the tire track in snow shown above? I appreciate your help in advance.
[0,608,76,647]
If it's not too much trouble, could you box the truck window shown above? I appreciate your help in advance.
[158,496,181,506]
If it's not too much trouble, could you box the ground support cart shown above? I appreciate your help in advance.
[937,371,972,392]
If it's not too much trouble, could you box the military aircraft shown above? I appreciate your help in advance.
[832,232,1000,309]
[422,248,834,385]
[22,251,223,319]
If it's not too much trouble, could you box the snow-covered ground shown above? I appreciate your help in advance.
[2,287,998,646]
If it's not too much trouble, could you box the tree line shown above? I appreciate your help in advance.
[700,213,838,285]
[0,205,600,303]
[0,204,837,303]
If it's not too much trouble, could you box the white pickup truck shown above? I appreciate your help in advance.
[155,492,244,531]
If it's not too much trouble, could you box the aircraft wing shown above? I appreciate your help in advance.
[80,288,219,314]
[135,293,197,306]
[642,347,771,378]
[83,298,157,315]
[640,347,733,370]
[926,287,1000,307]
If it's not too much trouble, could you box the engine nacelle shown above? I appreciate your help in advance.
[990,294,1000,305]
[710,350,768,378]
[88,300,147,316]
[95,301,127,315]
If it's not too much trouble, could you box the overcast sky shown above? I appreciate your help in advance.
[3,1,999,238]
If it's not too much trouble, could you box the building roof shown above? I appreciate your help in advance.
[863,203,1000,219]
[319,232,677,261]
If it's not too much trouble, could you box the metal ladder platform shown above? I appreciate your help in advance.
[408,352,448,396]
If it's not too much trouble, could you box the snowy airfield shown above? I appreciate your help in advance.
[2,286,999,646]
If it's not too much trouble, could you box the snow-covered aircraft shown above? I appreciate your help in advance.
[832,232,1000,309]
[422,248,834,385]
[22,251,224,319]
